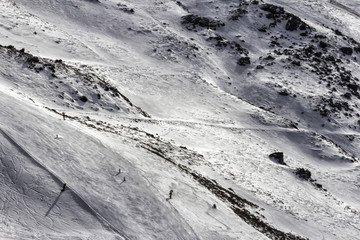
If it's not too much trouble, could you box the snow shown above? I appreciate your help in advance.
[0,0,360,239]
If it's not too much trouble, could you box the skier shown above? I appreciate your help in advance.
[212,204,217,209]
[62,112,66,120]
[61,183,66,192]
[169,189,173,199]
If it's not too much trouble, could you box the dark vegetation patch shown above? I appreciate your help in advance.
[229,0,250,20]
[179,1,360,126]
[180,3,250,66]
[205,34,250,65]
[181,14,225,31]
[255,2,360,121]
[259,3,311,32]
[207,34,248,55]
[151,35,200,62]
[265,34,359,119]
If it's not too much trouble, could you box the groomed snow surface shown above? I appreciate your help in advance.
[0,0,359,239]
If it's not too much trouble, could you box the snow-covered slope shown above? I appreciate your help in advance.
[0,0,359,239]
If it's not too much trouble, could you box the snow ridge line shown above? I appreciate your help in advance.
[0,127,130,240]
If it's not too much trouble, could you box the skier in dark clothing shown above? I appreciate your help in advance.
[169,189,173,199]
[61,183,66,192]
[62,112,66,120]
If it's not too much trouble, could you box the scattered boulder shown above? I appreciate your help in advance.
[334,29,343,36]
[340,47,353,55]
[278,90,290,96]
[27,56,40,63]
[342,92,352,99]
[175,1,188,12]
[117,3,135,14]
[264,55,275,60]
[258,26,267,32]
[295,168,311,180]
[291,60,301,66]
[79,96,88,102]
[348,84,358,93]
[269,152,286,165]
[181,14,225,31]
[237,57,250,66]
[285,15,303,31]
[230,7,248,20]
[319,41,328,48]
[259,4,285,15]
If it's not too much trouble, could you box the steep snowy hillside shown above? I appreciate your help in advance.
[0,0,359,239]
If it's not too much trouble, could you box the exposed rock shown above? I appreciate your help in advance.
[295,168,311,180]
[269,152,286,165]
[340,47,353,55]
[264,55,275,60]
[319,41,328,48]
[348,84,358,92]
[259,4,285,15]
[258,26,267,32]
[285,15,303,31]
[181,14,225,31]
[79,96,88,102]
[278,90,290,96]
[334,29,343,36]
[237,57,251,66]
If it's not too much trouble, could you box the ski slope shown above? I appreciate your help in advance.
[0,0,360,239]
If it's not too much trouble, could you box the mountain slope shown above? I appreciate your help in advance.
[0,0,360,239]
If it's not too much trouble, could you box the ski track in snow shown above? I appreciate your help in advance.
[0,127,128,240]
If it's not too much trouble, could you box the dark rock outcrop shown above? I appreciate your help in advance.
[295,168,311,180]
[269,152,286,165]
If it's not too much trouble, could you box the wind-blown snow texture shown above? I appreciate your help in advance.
[0,0,359,239]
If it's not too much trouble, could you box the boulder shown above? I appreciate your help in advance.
[269,152,286,165]
[340,47,353,55]
[237,57,251,66]
[295,168,311,180]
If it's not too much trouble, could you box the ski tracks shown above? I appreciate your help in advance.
[0,127,129,240]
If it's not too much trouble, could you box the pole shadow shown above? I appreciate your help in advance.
[45,191,64,216]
